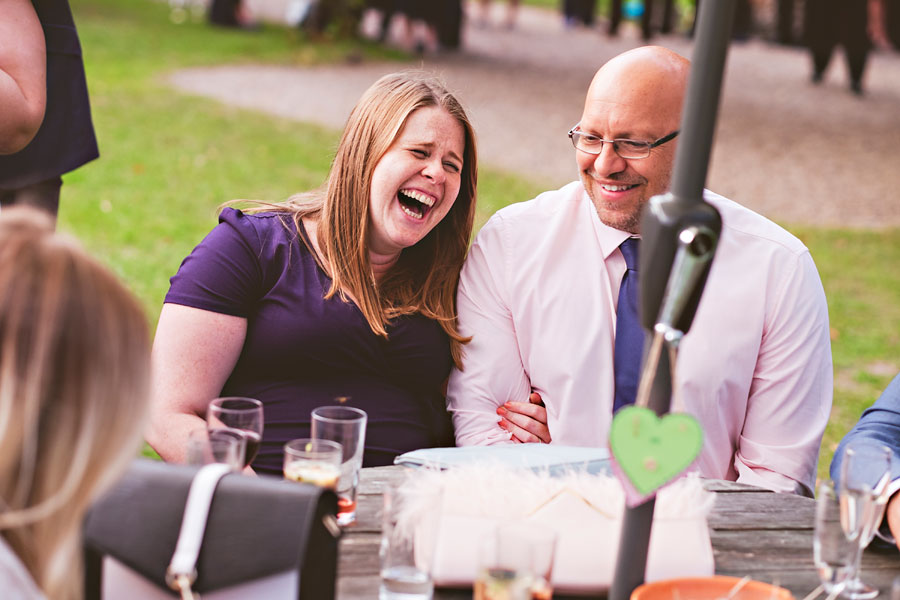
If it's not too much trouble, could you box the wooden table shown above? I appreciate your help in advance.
[337,466,900,598]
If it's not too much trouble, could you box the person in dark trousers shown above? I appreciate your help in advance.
[564,0,595,27]
[888,0,900,47]
[804,0,886,94]
[776,0,797,45]
[0,0,98,221]
[607,0,675,40]
[0,0,46,155]
[208,0,255,28]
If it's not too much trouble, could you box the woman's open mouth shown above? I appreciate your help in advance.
[397,188,435,220]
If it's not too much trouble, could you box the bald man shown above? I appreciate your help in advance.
[446,47,833,496]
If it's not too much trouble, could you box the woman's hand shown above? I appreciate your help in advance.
[497,392,551,444]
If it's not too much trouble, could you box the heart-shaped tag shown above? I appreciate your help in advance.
[608,406,703,504]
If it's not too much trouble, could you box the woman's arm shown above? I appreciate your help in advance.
[145,303,248,463]
[0,0,46,154]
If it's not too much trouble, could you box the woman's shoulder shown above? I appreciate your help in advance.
[214,208,301,254]
[218,207,293,235]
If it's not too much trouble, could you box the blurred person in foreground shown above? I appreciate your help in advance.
[0,0,99,220]
[447,46,833,496]
[147,72,477,475]
[0,207,151,599]
[831,373,900,551]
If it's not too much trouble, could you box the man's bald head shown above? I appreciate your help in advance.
[576,47,690,233]
[585,46,689,128]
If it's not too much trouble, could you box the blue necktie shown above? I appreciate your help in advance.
[613,238,644,412]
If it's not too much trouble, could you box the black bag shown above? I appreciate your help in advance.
[83,459,340,599]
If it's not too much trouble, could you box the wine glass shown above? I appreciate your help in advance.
[814,481,857,596]
[838,441,892,600]
[207,397,264,468]
[185,427,246,471]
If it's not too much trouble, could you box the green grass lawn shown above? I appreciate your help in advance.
[64,0,899,480]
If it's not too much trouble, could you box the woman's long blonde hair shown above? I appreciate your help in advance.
[0,208,151,600]
[241,71,478,369]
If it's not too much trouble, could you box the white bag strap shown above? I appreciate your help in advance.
[165,463,232,600]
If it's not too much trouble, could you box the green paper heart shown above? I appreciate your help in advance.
[609,406,704,496]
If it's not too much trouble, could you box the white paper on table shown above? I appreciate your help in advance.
[397,465,714,594]
[395,444,611,474]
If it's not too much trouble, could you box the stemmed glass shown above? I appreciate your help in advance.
[814,481,858,597]
[185,427,246,471]
[838,441,892,599]
[207,397,264,468]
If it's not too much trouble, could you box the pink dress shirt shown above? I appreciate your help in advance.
[447,182,833,496]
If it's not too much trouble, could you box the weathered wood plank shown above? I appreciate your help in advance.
[708,491,816,530]
[703,479,774,493]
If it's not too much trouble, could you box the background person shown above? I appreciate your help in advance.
[804,0,888,94]
[446,46,833,496]
[0,0,99,220]
[0,0,46,155]
[0,207,151,600]
[146,72,478,476]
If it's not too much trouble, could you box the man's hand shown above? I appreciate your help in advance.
[887,491,900,550]
[497,392,551,444]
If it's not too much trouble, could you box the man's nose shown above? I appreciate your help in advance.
[592,142,627,178]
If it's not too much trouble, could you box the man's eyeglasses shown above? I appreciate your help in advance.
[567,125,680,160]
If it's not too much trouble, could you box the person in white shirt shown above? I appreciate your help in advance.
[446,45,833,496]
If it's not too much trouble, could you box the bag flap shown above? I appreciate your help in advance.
[83,459,338,594]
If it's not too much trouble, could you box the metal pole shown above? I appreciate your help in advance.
[671,0,738,201]
[608,1,736,598]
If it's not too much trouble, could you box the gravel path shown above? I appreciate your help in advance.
[169,3,900,228]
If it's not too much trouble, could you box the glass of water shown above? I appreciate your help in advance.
[814,480,857,595]
[379,484,434,600]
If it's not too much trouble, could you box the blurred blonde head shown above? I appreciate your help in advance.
[243,71,477,368]
[0,207,151,600]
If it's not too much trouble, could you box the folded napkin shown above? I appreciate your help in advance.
[394,444,611,476]
[394,464,715,594]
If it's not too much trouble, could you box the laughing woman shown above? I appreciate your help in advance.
[146,72,477,475]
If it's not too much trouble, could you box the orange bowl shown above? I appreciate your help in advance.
[631,576,795,600]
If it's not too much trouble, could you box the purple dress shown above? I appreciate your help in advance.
[165,209,455,475]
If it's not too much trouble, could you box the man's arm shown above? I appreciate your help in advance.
[447,215,533,445]
[831,373,900,548]
[0,0,46,154]
[734,250,833,495]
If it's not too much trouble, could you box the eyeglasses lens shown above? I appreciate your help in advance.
[570,132,650,159]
